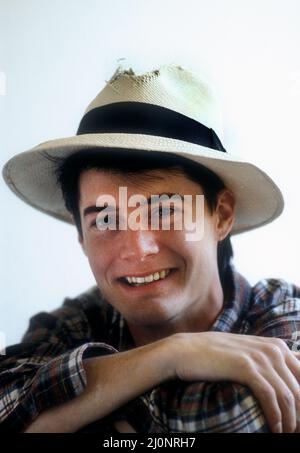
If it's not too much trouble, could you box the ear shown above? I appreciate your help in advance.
[214,189,235,241]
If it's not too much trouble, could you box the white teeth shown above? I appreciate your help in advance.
[124,269,171,286]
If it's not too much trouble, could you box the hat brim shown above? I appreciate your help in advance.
[2,132,284,235]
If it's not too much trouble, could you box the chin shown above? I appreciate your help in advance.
[127,301,184,325]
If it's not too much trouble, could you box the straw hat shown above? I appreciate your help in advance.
[2,63,284,234]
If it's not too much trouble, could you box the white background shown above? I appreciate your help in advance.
[1,0,299,346]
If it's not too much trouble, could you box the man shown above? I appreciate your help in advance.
[1,64,300,433]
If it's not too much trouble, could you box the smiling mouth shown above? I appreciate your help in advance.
[118,268,175,287]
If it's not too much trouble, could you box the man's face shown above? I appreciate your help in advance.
[78,168,234,335]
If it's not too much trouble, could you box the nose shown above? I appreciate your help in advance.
[119,229,160,262]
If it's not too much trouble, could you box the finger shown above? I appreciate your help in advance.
[114,420,137,433]
[258,342,300,432]
[296,405,300,433]
[250,374,282,433]
[292,351,300,360]
[286,353,300,383]
[262,367,297,433]
[284,354,300,430]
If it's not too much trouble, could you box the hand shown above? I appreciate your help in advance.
[169,332,300,433]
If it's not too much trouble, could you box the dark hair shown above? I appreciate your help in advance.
[55,148,234,296]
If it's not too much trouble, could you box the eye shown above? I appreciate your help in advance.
[90,215,116,229]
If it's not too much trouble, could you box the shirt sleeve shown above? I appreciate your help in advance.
[144,279,300,433]
[0,307,118,432]
[145,380,268,432]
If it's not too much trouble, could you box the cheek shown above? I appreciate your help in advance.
[181,233,216,273]
[182,243,203,273]
[84,239,113,280]
[165,231,197,273]
[88,254,105,273]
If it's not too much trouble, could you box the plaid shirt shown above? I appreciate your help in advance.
[1,263,300,433]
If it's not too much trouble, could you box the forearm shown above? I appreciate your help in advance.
[24,336,174,433]
[23,328,300,433]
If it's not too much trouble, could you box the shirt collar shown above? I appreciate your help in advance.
[210,261,252,333]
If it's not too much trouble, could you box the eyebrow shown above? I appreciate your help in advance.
[83,205,111,217]
[83,193,185,218]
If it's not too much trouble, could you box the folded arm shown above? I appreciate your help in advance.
[2,279,300,433]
